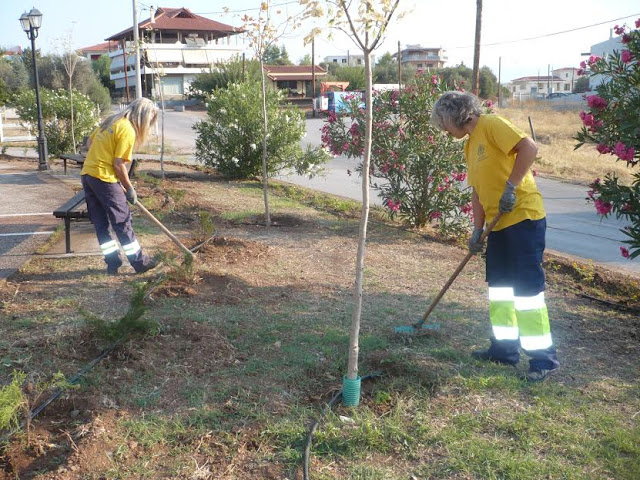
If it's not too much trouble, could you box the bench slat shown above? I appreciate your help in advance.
[53,191,87,217]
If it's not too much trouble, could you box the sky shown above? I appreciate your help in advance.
[2,0,639,83]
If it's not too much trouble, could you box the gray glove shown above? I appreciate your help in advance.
[468,227,484,254]
[125,186,137,205]
[499,180,517,213]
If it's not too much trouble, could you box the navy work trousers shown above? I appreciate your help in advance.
[81,174,148,272]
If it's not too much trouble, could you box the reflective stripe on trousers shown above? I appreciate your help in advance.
[489,287,553,351]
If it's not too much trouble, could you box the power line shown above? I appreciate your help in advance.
[195,1,301,16]
[451,12,640,50]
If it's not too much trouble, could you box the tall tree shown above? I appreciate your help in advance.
[302,0,403,406]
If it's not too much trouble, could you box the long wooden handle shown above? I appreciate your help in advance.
[418,213,502,325]
[122,185,194,258]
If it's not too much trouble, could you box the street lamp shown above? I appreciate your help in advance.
[19,7,49,171]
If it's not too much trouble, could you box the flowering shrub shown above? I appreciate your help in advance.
[321,74,472,236]
[575,18,640,259]
[194,82,328,179]
[12,88,99,156]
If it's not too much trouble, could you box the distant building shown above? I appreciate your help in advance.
[506,68,578,100]
[78,41,114,61]
[263,65,328,98]
[105,6,244,100]
[1,45,22,59]
[323,53,374,67]
[587,34,623,90]
[393,45,447,70]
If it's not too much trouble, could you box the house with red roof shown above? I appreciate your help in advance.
[78,42,115,61]
[263,65,328,98]
[105,6,244,100]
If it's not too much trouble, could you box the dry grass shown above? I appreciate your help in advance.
[496,103,634,185]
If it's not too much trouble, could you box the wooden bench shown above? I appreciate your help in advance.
[53,190,89,254]
[59,153,85,175]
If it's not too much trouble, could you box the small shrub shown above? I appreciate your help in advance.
[194,81,328,179]
[321,73,472,236]
[12,88,99,156]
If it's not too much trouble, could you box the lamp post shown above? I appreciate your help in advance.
[19,8,49,171]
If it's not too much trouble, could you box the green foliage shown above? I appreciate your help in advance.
[321,73,472,234]
[85,283,158,341]
[187,58,262,101]
[435,63,499,98]
[298,54,312,66]
[92,54,115,92]
[573,76,590,93]
[12,88,100,156]
[0,371,27,431]
[574,18,640,258]
[373,52,417,85]
[335,66,367,91]
[263,44,292,65]
[0,57,28,103]
[194,81,329,179]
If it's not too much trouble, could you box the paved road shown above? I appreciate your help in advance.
[3,110,637,279]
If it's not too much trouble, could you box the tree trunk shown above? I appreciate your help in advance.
[346,50,373,381]
[259,58,271,227]
[69,79,76,154]
[158,75,165,179]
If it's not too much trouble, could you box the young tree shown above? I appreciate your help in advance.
[575,18,640,259]
[240,1,307,226]
[58,34,80,152]
[302,0,403,406]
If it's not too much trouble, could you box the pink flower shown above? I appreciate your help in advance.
[613,142,635,162]
[594,199,613,215]
[620,246,630,259]
[385,199,401,212]
[461,203,473,214]
[636,18,640,28]
[577,69,585,76]
[430,211,442,220]
[614,25,626,35]
[621,50,633,63]
[580,61,587,69]
[586,95,607,109]
[596,144,612,154]
[485,100,494,109]
[622,34,631,44]
[579,111,595,127]
[588,55,601,65]
[431,75,438,85]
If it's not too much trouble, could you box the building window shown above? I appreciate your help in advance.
[357,59,362,65]
[341,59,347,63]
[332,59,338,63]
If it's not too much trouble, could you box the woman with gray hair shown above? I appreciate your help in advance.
[81,97,159,275]
[431,91,560,382]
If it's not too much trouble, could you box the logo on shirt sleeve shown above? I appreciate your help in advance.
[476,144,487,162]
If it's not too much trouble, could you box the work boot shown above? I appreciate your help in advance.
[135,257,159,274]
[471,349,518,366]
[106,258,123,275]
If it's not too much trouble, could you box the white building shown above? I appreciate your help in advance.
[105,6,244,100]
[587,34,624,90]
[323,53,374,67]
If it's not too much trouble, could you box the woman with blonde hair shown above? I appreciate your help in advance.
[81,97,159,275]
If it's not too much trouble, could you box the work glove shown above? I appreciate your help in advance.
[499,180,517,213]
[468,227,484,254]
[125,186,137,205]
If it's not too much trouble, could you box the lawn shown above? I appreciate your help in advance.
[0,161,638,479]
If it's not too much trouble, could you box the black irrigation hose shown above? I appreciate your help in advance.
[303,371,382,480]
[1,235,218,442]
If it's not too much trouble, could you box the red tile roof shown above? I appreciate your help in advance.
[78,41,113,53]
[105,7,242,41]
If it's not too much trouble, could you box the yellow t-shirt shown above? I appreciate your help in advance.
[81,117,135,183]
[464,114,545,231]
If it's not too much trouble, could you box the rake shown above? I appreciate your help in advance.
[394,214,502,334]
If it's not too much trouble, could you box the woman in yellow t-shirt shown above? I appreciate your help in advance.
[81,97,158,275]
[431,91,559,382]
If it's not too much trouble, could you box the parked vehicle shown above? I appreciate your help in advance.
[315,91,364,114]
[547,92,571,99]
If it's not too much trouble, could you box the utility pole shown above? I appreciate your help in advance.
[132,0,142,99]
[397,41,401,86]
[122,39,130,102]
[547,64,551,96]
[472,0,482,95]
[312,37,316,118]
[498,56,501,107]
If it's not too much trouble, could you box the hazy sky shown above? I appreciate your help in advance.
[2,0,639,83]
